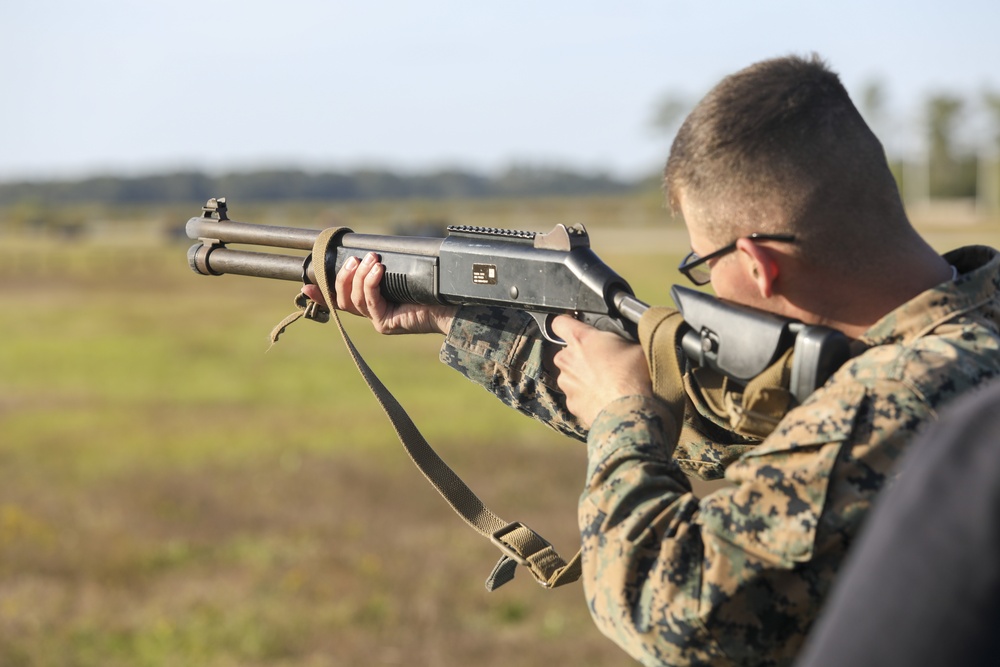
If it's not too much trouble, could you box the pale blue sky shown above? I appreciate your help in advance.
[1,0,998,181]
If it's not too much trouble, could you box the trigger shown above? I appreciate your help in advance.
[530,312,566,345]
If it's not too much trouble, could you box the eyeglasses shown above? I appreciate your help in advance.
[678,233,796,286]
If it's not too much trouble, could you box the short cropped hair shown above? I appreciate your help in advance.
[664,54,909,261]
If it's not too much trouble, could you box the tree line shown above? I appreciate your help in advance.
[5,83,999,211]
[0,165,645,208]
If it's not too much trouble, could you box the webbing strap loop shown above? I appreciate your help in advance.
[638,306,688,439]
[727,347,795,439]
[271,227,581,591]
[685,348,796,441]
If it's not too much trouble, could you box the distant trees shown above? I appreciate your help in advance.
[5,82,1000,214]
[925,94,976,198]
[650,83,1000,212]
[649,92,691,140]
[986,91,1000,150]
[0,166,639,209]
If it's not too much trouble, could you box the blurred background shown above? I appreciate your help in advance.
[2,1,999,665]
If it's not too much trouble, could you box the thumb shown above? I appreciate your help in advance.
[550,315,592,342]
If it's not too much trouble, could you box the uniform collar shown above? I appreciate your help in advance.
[860,246,1000,347]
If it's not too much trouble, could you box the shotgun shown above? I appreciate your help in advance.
[185,197,851,402]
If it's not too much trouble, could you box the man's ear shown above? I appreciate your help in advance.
[735,237,779,298]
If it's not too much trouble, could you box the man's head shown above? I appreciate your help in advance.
[666,54,911,274]
[664,54,936,326]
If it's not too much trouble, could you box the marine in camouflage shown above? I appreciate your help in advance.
[440,245,1000,666]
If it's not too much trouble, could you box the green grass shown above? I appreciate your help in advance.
[0,208,631,667]
[1,196,998,666]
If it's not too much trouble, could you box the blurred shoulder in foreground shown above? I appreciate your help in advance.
[795,378,1000,667]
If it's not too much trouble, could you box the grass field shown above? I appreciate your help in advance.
[1,195,998,666]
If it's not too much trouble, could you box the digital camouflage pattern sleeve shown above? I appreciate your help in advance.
[441,247,1000,667]
[579,246,1000,666]
[582,378,886,666]
[439,306,762,476]
[439,305,588,442]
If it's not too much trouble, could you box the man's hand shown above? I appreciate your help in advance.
[550,315,652,428]
[302,252,458,335]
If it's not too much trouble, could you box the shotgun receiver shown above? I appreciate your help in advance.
[185,197,852,402]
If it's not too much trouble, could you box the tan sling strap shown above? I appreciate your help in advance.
[271,227,581,591]
[637,305,689,440]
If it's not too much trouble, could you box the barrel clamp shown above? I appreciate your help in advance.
[187,197,230,276]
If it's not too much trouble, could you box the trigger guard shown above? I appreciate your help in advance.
[530,312,567,346]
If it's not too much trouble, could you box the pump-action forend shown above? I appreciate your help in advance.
[186,197,851,402]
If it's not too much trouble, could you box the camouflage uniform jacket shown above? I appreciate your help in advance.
[439,246,1000,667]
